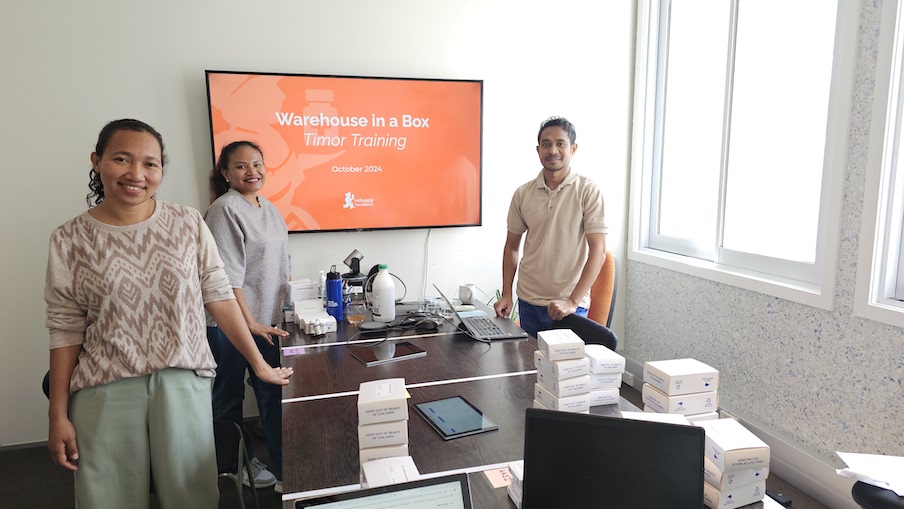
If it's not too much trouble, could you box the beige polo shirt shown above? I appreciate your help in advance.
[506,170,607,307]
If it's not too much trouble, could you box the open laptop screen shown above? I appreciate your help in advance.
[522,409,704,508]
[295,473,472,509]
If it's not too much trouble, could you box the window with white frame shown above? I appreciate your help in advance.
[630,0,857,310]
[854,0,904,328]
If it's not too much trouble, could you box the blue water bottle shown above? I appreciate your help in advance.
[326,265,344,322]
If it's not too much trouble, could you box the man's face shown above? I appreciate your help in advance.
[536,126,577,173]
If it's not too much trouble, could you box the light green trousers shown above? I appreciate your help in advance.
[70,368,218,509]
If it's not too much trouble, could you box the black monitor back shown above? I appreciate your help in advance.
[522,408,705,508]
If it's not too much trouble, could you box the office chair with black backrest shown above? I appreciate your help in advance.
[551,313,618,351]
[852,481,904,509]
[588,249,617,328]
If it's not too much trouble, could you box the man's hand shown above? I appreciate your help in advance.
[494,295,514,318]
[547,299,578,321]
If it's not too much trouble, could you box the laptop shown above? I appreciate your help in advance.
[433,284,528,340]
[295,472,472,508]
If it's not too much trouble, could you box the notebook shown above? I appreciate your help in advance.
[433,284,528,340]
[295,472,472,508]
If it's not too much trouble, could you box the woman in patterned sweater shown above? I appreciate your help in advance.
[44,119,294,509]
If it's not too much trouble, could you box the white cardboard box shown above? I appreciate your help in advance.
[289,280,319,301]
[537,373,591,398]
[534,350,590,380]
[357,419,409,448]
[643,358,719,396]
[536,329,585,361]
[620,410,691,426]
[532,398,548,410]
[534,383,590,413]
[297,311,338,334]
[590,371,622,390]
[361,455,420,488]
[292,298,324,314]
[588,388,619,406]
[642,383,718,415]
[703,455,769,491]
[357,378,408,425]
[584,344,626,374]
[697,418,770,473]
[686,411,720,424]
[359,444,410,464]
[703,479,765,509]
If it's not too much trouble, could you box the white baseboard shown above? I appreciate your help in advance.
[622,355,858,509]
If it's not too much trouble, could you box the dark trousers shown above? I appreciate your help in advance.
[517,299,588,339]
[207,326,283,480]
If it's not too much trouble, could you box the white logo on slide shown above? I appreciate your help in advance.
[344,192,355,209]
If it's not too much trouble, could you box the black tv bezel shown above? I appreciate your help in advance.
[204,69,484,234]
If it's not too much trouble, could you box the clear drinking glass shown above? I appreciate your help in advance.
[425,297,441,323]
[346,301,366,325]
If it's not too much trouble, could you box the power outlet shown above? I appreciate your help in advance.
[622,371,635,387]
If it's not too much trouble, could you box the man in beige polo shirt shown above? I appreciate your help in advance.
[493,116,607,338]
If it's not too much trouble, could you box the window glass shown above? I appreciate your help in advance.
[722,0,837,262]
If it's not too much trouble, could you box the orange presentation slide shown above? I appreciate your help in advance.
[206,71,483,232]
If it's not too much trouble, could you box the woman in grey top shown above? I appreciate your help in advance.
[204,141,291,490]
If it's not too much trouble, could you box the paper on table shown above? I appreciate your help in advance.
[483,467,512,488]
[836,452,904,496]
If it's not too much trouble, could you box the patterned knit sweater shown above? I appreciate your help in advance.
[45,201,234,394]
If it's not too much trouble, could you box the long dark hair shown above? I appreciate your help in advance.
[86,119,167,207]
[209,141,264,203]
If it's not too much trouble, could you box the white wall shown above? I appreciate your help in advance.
[0,0,634,446]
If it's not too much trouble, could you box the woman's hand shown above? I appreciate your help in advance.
[253,364,294,386]
[48,416,79,471]
[249,322,290,346]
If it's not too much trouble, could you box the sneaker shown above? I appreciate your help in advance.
[242,457,277,488]
[274,480,283,494]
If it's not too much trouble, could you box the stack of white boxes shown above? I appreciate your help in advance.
[532,329,591,413]
[642,358,720,423]
[584,344,625,407]
[698,417,770,509]
[357,378,410,468]
[506,460,524,509]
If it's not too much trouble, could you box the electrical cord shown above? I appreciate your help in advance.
[363,271,408,306]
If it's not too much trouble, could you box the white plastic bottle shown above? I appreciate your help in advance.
[371,264,396,323]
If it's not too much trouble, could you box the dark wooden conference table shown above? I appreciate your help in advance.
[278,305,637,508]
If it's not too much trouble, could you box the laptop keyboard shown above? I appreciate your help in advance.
[468,317,504,336]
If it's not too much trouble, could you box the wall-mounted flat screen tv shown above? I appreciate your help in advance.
[205,70,483,233]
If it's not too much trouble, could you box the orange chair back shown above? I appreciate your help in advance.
[587,250,617,327]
